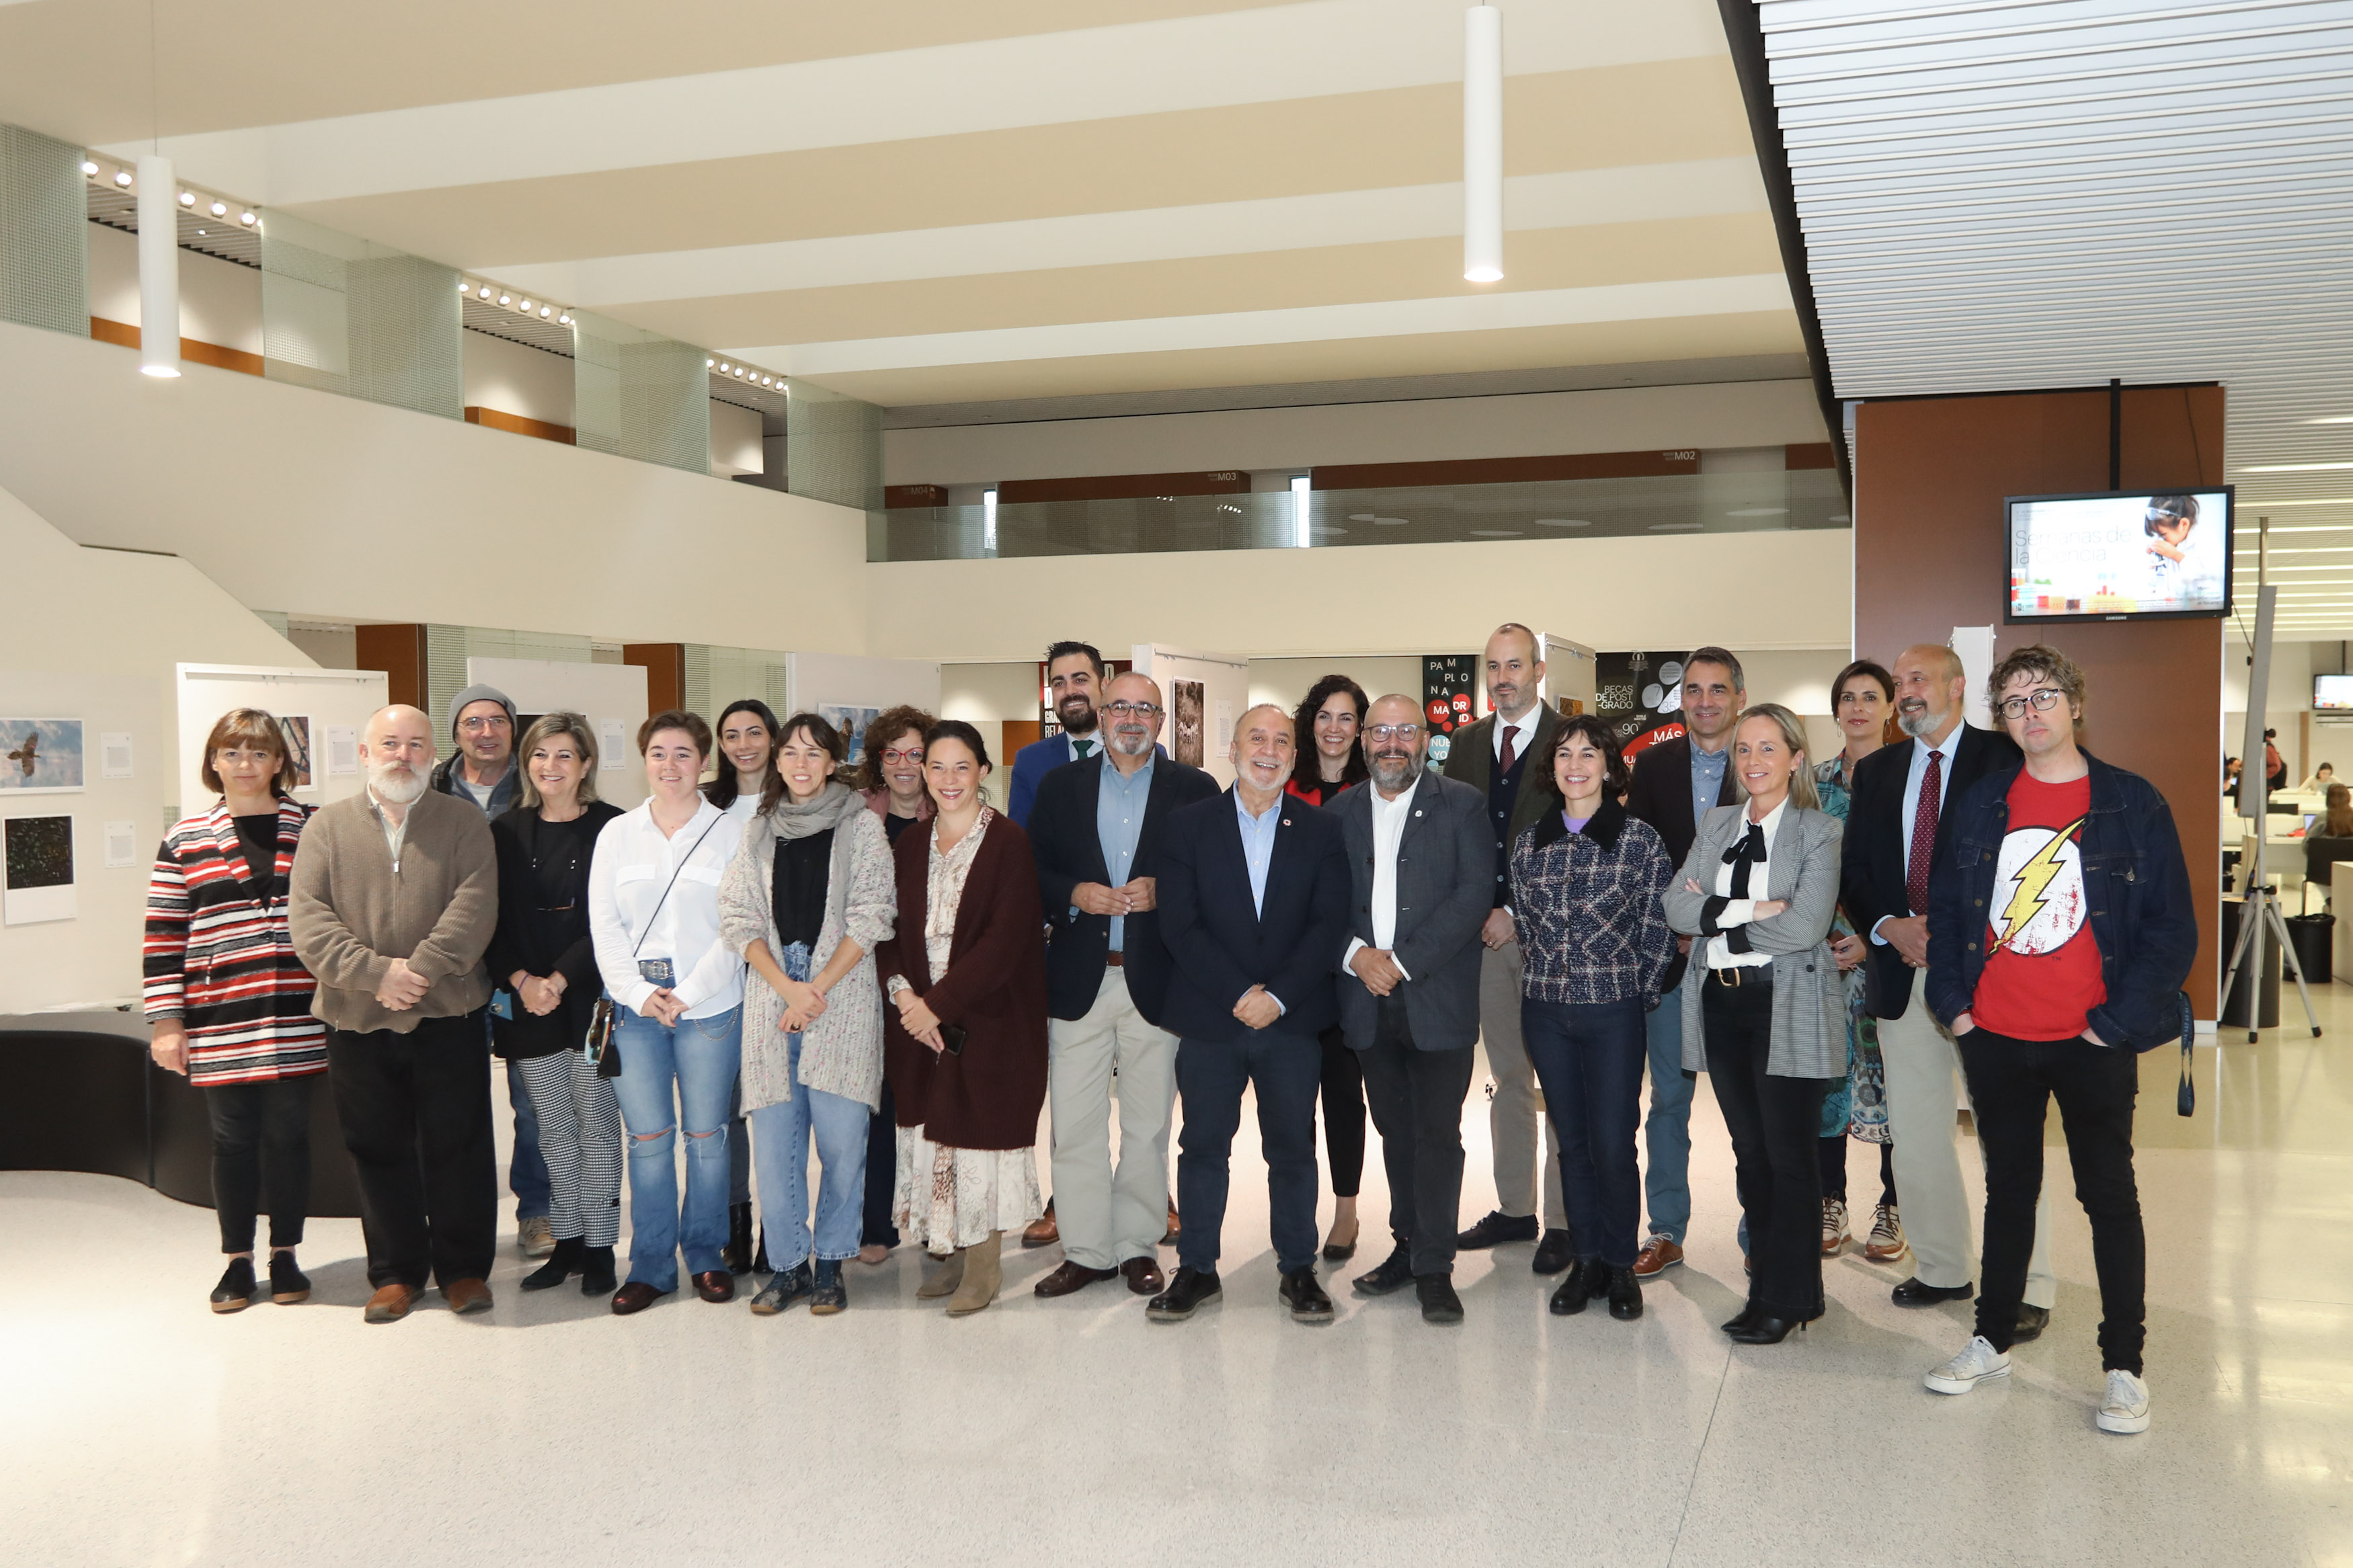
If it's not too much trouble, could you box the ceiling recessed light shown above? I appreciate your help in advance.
[460,279,473,292]
[2245,462,2353,472]
[719,362,730,372]
[559,313,571,325]
[195,228,204,235]
[113,169,132,186]
[518,299,531,312]
[1469,528,1523,538]
[1533,518,1591,528]
[177,190,195,206]
[79,160,97,175]
[540,306,552,318]
[707,358,716,368]
[479,286,492,298]
[497,293,511,306]
[209,201,226,216]
[1347,513,1376,522]
[2304,417,2353,425]
[1726,507,1790,517]
[239,210,255,225]
[1650,522,1706,532]
[1371,517,1410,526]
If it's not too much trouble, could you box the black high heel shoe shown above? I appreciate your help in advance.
[1721,1303,1762,1334]
[1726,1307,1824,1345]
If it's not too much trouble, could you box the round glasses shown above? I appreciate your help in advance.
[1997,688,2066,720]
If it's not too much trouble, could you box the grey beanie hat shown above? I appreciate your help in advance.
[448,683,517,737]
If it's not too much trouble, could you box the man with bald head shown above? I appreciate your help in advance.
[1332,696,1491,1323]
[1843,644,2055,1329]
[1148,704,1351,1324]
[290,704,501,1325]
[1027,671,1219,1299]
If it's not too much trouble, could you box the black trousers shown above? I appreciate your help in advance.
[326,1009,497,1290]
[1318,1024,1366,1198]
[862,1078,900,1248]
[204,1076,314,1253]
[1702,974,1829,1319]
[1357,998,1477,1278]
[1959,1026,2147,1374]
[1819,1137,1897,1207]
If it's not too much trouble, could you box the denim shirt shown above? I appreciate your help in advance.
[1925,751,2196,1051]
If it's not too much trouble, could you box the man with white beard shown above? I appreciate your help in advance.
[290,704,501,1325]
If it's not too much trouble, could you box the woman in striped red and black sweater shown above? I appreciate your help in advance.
[145,708,326,1313]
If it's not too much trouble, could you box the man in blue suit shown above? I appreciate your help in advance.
[1008,640,1109,827]
[1148,704,1351,1325]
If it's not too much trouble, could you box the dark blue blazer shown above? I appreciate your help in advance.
[1029,752,1220,1026]
[1156,788,1351,1043]
[1007,733,1082,828]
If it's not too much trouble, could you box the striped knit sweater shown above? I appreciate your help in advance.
[143,798,327,1086]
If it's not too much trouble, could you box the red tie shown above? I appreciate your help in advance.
[1907,749,1943,917]
[1499,725,1519,772]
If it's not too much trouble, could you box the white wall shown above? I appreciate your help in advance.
[465,655,651,810]
[87,222,264,356]
[462,329,575,427]
[1248,655,1425,719]
[883,379,1829,486]
[174,663,387,819]
[0,321,870,653]
[711,399,764,477]
[941,662,1038,725]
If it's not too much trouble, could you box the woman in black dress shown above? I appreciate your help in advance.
[1285,673,1370,1260]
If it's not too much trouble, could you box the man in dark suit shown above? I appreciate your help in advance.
[1441,624,1568,1271]
[1149,704,1351,1325]
[1335,695,1492,1324]
[1843,643,2054,1325]
[1620,645,1744,1277]
[1008,639,1110,827]
[1027,671,1219,1301]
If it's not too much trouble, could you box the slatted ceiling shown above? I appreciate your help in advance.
[1754,0,2353,629]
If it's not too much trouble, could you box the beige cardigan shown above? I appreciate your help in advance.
[288,790,497,1034]
[717,800,897,1112]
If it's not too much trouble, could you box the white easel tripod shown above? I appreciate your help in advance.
[2222,522,2323,1044]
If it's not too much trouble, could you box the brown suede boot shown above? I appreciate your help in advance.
[916,1249,964,1299]
[945,1231,1002,1317]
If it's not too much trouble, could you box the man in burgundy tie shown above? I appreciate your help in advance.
[1840,644,2057,1325]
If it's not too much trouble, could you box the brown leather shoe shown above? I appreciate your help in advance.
[1121,1256,1166,1296]
[1631,1235,1685,1278]
[362,1283,419,1324]
[692,1270,735,1304]
[1021,1198,1060,1249]
[442,1278,493,1315]
[1033,1260,1116,1298]
[610,1281,666,1315]
[1161,1203,1181,1245]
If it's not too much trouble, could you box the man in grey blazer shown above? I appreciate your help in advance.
[1337,696,1495,1323]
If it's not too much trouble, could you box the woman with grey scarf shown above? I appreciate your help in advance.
[717,712,897,1314]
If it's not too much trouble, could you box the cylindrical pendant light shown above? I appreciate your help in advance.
[136,154,182,378]
[1463,4,1503,283]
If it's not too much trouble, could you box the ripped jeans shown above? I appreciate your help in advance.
[611,1004,743,1292]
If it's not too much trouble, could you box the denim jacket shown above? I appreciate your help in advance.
[1925,750,2196,1053]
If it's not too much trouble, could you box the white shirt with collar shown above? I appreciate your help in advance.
[1341,778,1418,981]
[1490,706,1540,764]
[1705,796,1788,971]
[366,788,411,870]
[588,797,746,1019]
[1870,727,1960,942]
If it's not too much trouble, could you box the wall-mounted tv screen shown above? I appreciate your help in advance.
[2005,487,2232,623]
[2317,675,2353,711]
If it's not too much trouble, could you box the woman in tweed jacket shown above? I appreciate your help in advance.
[1509,714,1674,1322]
[717,712,895,1315]
[143,708,323,1313]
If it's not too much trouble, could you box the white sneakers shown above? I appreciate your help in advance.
[2097,1369,2153,1434]
[1924,1335,2011,1394]
[1924,1338,2153,1435]
[1821,1197,1851,1256]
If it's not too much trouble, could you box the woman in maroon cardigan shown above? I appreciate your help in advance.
[879,720,1048,1317]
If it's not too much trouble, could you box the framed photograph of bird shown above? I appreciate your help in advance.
[0,718,84,794]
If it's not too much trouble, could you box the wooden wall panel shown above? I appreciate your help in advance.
[1853,386,2224,1012]
[353,623,426,710]
[623,644,686,713]
[996,471,1247,505]
[1312,449,1698,490]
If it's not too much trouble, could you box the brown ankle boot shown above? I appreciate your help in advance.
[916,1249,964,1299]
[945,1231,1002,1316]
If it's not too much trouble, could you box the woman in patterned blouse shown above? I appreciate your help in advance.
[1509,713,1675,1323]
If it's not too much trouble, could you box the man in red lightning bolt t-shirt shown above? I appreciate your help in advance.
[1971,786,2106,1040]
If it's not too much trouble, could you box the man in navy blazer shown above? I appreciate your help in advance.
[1148,704,1351,1325]
[1027,672,1220,1301]
[1007,639,1110,827]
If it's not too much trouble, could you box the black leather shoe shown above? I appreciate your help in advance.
[1549,1257,1599,1316]
[2009,1303,2050,1343]
[1352,1243,1414,1296]
[1891,1277,1975,1307]
[521,1236,584,1292]
[579,1245,617,1295]
[1147,1266,1222,1322]
[1280,1268,1335,1324]
[1605,1263,1643,1321]
[209,1256,257,1314]
[1726,1313,1811,1345]
[1455,1209,1541,1249]
[1720,1303,1762,1333]
[723,1202,754,1274]
[267,1252,311,1305]
[1531,1228,1575,1275]
[1416,1274,1464,1324]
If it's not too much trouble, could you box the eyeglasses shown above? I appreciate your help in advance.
[458,714,511,733]
[879,747,924,765]
[1997,688,2067,720]
[1365,724,1422,742]
[1106,701,1163,718]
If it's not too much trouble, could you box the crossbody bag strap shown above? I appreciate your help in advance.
[629,811,726,960]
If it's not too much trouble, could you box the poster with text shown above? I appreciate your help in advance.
[1595,651,1693,766]
[0,718,84,794]
[1421,654,1476,770]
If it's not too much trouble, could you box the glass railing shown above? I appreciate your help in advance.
[867,468,1849,563]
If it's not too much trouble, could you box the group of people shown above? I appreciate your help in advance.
[141,625,2194,1437]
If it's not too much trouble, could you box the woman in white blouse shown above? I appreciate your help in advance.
[1663,702,1845,1347]
[588,710,748,1315]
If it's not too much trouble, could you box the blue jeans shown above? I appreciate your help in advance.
[505,1055,551,1223]
[1523,995,1648,1268]
[1642,973,1695,1243]
[1173,1030,1322,1276]
[611,1005,742,1291]
[750,1032,870,1272]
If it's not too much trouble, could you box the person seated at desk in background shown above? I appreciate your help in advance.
[2303,785,2353,899]
[2297,762,2338,794]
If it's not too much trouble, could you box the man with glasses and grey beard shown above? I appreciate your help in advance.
[1843,643,2055,1329]
[290,704,500,1325]
[1331,696,1491,1323]
[1025,672,1218,1300]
